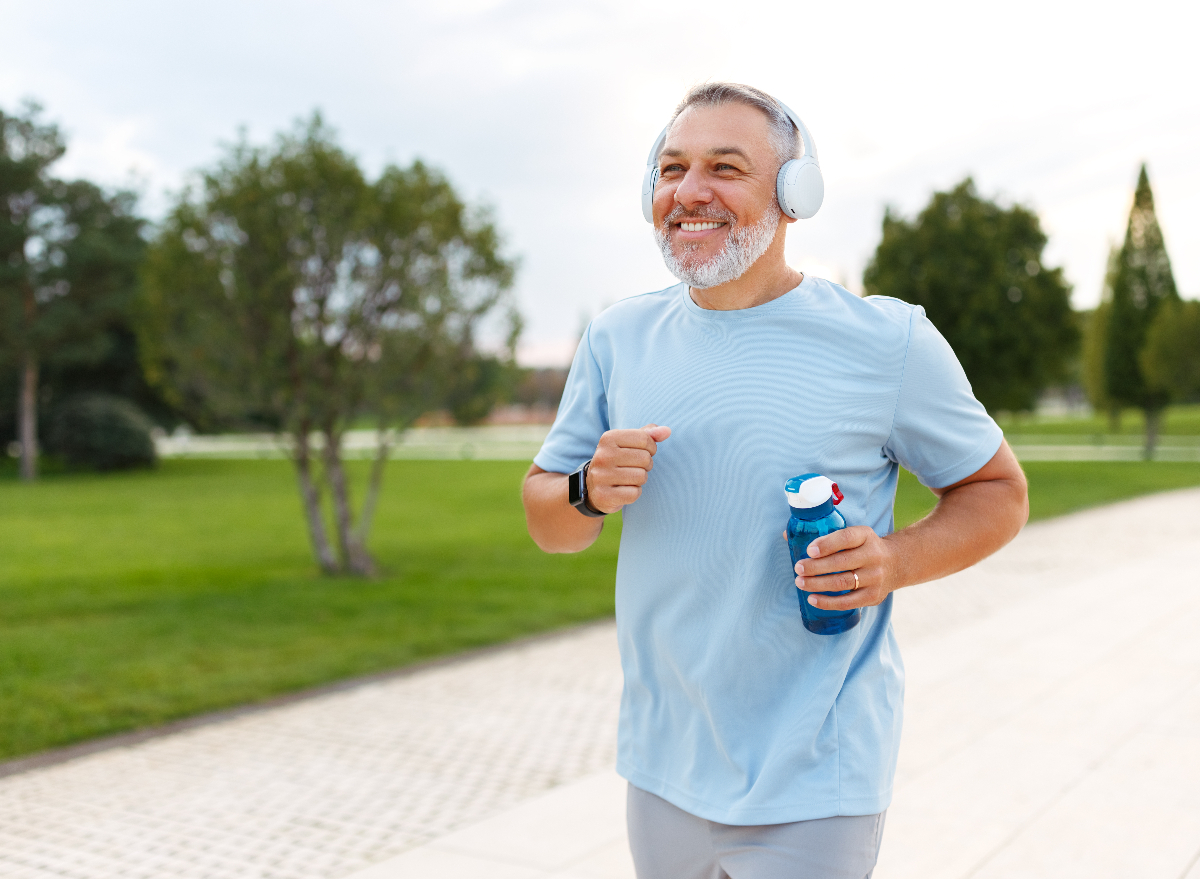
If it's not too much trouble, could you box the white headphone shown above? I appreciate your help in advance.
[641,100,824,223]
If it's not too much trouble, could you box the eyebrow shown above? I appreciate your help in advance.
[660,146,752,162]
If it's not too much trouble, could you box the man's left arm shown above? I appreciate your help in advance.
[796,440,1028,610]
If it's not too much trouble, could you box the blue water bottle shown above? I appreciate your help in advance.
[785,473,861,635]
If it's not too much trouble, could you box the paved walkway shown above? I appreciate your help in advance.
[1,488,1199,878]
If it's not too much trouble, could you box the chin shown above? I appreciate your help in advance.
[671,241,715,261]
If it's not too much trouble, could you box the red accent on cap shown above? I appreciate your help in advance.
[831,483,844,505]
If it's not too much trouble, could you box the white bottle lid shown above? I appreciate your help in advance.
[786,475,837,509]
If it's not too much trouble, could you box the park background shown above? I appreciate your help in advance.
[2,0,1200,792]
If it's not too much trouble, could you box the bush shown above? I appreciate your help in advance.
[47,395,157,471]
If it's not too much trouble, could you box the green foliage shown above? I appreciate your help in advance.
[139,119,370,433]
[0,102,148,478]
[46,393,156,470]
[2,457,1197,760]
[139,114,520,574]
[1092,165,1180,456]
[1081,246,1123,419]
[30,181,147,365]
[1142,299,1200,401]
[445,354,521,425]
[140,118,517,435]
[862,178,1077,413]
[1101,165,1178,411]
[0,102,65,301]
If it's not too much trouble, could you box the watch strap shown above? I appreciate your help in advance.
[570,460,607,518]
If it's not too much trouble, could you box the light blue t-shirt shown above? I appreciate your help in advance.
[534,277,1003,825]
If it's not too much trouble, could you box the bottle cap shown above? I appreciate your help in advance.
[785,473,843,508]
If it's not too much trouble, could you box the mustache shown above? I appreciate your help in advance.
[662,205,737,226]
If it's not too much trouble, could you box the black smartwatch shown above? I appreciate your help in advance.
[568,460,607,517]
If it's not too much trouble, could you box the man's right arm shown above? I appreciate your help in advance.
[522,424,671,553]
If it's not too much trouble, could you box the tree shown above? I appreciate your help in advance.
[0,103,146,479]
[1,103,64,480]
[445,353,522,425]
[1081,247,1121,429]
[862,178,1077,413]
[1142,298,1200,405]
[140,115,518,576]
[1102,164,1179,457]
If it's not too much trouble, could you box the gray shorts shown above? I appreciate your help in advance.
[627,784,886,879]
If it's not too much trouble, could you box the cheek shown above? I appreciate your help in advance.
[653,184,678,218]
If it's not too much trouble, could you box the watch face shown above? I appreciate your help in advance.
[568,467,585,506]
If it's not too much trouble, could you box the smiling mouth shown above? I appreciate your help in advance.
[677,221,727,232]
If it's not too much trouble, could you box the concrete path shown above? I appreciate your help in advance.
[2,488,1199,878]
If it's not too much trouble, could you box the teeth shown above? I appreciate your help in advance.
[680,221,724,231]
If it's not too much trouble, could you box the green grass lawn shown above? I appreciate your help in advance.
[995,403,1200,437]
[3,457,1200,762]
[0,459,619,761]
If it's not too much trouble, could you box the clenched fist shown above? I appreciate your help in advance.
[586,423,672,514]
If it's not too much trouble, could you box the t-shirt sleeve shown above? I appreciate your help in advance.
[532,323,610,475]
[883,307,1004,489]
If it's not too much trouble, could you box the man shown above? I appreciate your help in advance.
[522,83,1027,879]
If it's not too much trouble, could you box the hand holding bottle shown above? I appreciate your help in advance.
[794,526,896,612]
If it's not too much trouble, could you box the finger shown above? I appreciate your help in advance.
[642,423,672,443]
[605,429,661,456]
[601,447,654,471]
[592,485,643,511]
[797,569,861,594]
[807,583,884,611]
[598,466,648,487]
[794,545,872,577]
[807,526,873,558]
[603,429,654,448]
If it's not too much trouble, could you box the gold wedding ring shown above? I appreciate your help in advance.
[853,572,860,590]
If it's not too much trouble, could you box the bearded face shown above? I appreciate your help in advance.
[649,102,788,292]
[654,200,782,290]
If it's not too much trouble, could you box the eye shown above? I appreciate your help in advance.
[661,163,684,174]
[715,163,738,172]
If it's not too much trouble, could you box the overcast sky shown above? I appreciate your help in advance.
[3,0,1197,365]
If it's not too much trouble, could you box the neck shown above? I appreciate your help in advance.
[689,221,804,311]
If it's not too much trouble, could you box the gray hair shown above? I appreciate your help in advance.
[666,82,799,167]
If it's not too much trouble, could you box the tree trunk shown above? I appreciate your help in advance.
[354,426,393,549]
[1143,408,1162,461]
[1107,407,1121,434]
[322,427,374,576]
[293,425,339,574]
[18,354,38,482]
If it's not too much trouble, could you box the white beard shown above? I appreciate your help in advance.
[654,202,782,290]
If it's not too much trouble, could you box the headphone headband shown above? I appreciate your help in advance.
[774,100,819,164]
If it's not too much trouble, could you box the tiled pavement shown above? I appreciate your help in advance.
[2,487,1199,878]
[0,628,623,878]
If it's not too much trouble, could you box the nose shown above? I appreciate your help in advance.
[672,165,713,212]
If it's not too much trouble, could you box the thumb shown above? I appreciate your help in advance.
[642,423,672,442]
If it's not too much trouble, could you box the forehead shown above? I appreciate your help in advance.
[661,102,775,161]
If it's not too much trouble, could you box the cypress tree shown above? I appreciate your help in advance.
[1102,164,1179,457]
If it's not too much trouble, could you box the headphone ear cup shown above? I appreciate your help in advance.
[776,158,824,220]
[642,166,659,223]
